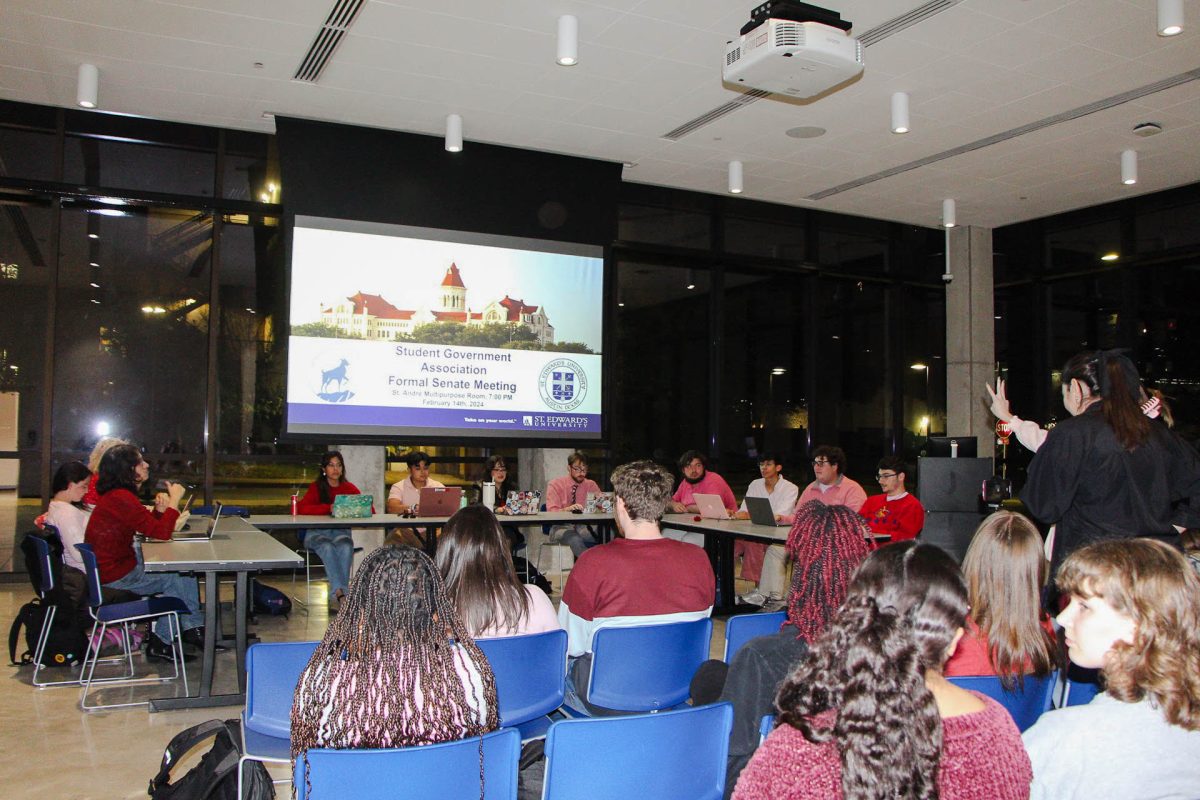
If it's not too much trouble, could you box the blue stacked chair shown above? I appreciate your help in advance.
[476,629,566,741]
[947,672,1058,731]
[239,641,320,798]
[723,610,786,662]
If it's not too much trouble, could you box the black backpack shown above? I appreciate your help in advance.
[9,528,88,668]
[148,719,275,800]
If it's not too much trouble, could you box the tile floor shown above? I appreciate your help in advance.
[2,571,735,799]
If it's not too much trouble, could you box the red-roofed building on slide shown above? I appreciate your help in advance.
[319,262,555,344]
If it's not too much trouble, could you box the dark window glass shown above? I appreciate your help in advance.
[618,204,710,249]
[0,127,58,182]
[723,216,806,261]
[1137,200,1200,255]
[63,137,216,197]
[1045,218,1121,273]
[901,286,946,463]
[818,221,888,275]
[223,131,280,203]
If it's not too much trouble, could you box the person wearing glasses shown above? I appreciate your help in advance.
[857,456,924,542]
[546,451,602,558]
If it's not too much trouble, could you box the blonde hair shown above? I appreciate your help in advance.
[87,437,128,472]
[1058,539,1200,731]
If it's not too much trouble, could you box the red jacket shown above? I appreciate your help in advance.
[84,488,179,584]
[295,480,370,515]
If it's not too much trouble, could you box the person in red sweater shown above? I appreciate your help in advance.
[295,450,368,611]
[733,541,1031,800]
[857,456,925,542]
[84,444,204,661]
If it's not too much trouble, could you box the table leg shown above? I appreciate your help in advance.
[706,532,737,612]
[200,570,217,695]
[235,572,248,693]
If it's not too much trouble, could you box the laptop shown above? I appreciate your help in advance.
[418,486,463,516]
[174,502,223,540]
[693,493,731,519]
[745,495,789,527]
[505,490,542,515]
[584,491,614,514]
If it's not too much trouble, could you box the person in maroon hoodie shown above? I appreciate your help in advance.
[84,444,204,661]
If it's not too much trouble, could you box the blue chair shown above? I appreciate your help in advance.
[293,727,521,800]
[476,629,566,741]
[192,504,250,517]
[723,610,786,662]
[947,672,1057,732]
[759,713,775,744]
[240,641,320,799]
[28,529,82,688]
[1060,677,1102,707]
[543,702,734,800]
[582,618,713,713]
[74,542,190,710]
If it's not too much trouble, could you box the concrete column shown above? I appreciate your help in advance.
[337,444,387,573]
[944,225,995,458]
[518,447,576,571]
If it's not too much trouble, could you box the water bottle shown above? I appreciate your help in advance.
[950,440,959,458]
[482,482,496,508]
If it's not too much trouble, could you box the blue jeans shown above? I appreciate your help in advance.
[550,524,598,559]
[105,560,204,642]
[302,528,353,596]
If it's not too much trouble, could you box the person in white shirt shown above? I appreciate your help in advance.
[732,452,799,606]
[386,450,446,548]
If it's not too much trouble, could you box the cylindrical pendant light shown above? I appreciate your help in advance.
[557,15,578,66]
[942,198,957,228]
[891,92,910,134]
[77,64,99,108]
[1158,0,1184,35]
[1121,149,1138,185]
[445,114,463,153]
[728,160,744,194]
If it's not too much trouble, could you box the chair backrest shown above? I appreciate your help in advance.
[543,702,733,800]
[476,629,567,728]
[30,532,56,597]
[245,641,321,739]
[947,672,1057,732]
[73,543,106,609]
[588,618,713,712]
[758,713,775,744]
[723,610,786,662]
[1062,678,1102,707]
[293,727,520,800]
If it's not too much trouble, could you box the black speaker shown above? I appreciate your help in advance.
[920,510,984,562]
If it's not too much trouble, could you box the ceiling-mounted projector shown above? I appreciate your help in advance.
[723,2,863,99]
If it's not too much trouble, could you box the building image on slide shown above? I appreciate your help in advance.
[319,262,555,344]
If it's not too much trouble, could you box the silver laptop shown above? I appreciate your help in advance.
[174,502,223,540]
[746,495,789,527]
[693,493,730,519]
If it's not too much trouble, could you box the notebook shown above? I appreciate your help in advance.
[417,486,462,516]
[174,502,223,540]
[693,493,731,519]
[745,495,789,527]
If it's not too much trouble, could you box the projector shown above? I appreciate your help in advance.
[723,18,864,99]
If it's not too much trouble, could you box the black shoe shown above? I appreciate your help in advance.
[145,636,193,663]
[181,627,227,651]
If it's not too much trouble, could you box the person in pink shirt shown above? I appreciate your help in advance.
[666,450,737,547]
[545,451,602,557]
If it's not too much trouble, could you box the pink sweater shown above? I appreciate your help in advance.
[733,694,1032,800]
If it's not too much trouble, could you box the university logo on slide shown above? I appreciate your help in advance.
[315,357,355,403]
[538,358,587,412]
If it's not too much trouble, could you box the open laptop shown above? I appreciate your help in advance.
[693,493,731,519]
[745,495,789,527]
[418,486,463,516]
[174,502,223,540]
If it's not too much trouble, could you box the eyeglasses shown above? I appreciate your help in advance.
[812,459,831,466]
[876,472,898,480]
[569,465,588,473]
[492,466,508,472]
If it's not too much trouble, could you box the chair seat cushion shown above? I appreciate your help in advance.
[97,595,190,622]
[242,724,292,762]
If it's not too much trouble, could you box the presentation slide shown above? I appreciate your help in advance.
[285,216,605,441]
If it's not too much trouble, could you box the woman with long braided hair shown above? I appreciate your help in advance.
[733,542,1031,800]
[290,545,499,796]
[696,500,873,798]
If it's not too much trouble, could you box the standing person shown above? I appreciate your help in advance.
[291,546,498,788]
[1022,349,1200,582]
[1022,539,1200,799]
[559,460,714,715]
[295,451,368,612]
[545,451,602,558]
[666,450,738,547]
[733,541,1032,800]
[84,444,204,661]
[857,456,925,542]
[436,505,559,639]
[731,452,799,607]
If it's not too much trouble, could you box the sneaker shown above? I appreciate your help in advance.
[760,597,788,613]
[145,636,194,663]
[181,627,227,652]
[737,590,767,607]
[328,589,344,613]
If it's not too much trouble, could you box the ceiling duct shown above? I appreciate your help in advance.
[293,0,367,83]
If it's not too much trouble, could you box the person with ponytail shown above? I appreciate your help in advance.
[1021,349,1200,582]
[733,541,1031,800]
[291,546,499,798]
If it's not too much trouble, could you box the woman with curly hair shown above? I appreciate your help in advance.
[291,545,499,796]
[1022,539,1200,798]
[436,505,559,638]
[733,541,1031,800]
[944,511,1058,688]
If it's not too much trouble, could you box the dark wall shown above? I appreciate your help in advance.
[275,117,621,246]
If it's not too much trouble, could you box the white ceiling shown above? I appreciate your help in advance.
[1,0,1198,228]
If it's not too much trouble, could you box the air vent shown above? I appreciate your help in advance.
[773,22,804,48]
[293,0,367,83]
[726,47,741,66]
[662,89,772,141]
[858,0,962,47]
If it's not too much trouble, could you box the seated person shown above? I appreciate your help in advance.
[385,450,444,549]
[545,451,602,558]
[476,454,552,595]
[291,546,498,762]
[665,450,737,547]
[559,460,714,715]
[731,451,798,606]
[1022,539,1200,799]
[857,456,925,542]
[81,436,127,509]
[436,505,560,638]
[84,444,205,661]
[296,450,368,612]
[733,542,1031,800]
[944,511,1057,684]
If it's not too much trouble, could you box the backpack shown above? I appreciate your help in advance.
[148,719,275,800]
[251,582,292,618]
[8,597,88,667]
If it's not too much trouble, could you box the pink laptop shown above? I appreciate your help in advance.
[418,486,463,516]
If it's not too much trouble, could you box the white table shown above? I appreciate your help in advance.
[141,517,303,711]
